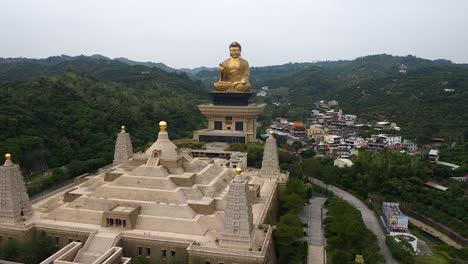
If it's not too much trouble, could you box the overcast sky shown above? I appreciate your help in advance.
[1,0,467,68]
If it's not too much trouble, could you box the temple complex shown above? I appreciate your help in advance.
[0,43,288,264]
[194,42,265,144]
[0,120,287,264]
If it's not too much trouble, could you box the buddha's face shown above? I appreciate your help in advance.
[229,47,241,58]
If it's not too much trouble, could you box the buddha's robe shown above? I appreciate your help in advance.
[214,57,251,92]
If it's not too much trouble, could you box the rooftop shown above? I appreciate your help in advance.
[20,127,280,257]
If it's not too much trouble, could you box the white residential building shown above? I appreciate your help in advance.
[344,137,365,147]
[401,139,418,152]
[371,134,402,146]
[324,134,342,144]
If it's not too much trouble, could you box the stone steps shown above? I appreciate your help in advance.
[74,232,120,263]
[308,245,325,264]
[146,157,160,167]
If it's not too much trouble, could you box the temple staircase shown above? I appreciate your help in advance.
[73,231,121,263]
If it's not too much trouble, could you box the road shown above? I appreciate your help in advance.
[300,197,327,264]
[311,177,398,264]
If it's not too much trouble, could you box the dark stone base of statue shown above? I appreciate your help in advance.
[210,92,253,106]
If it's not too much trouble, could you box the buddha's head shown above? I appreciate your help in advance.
[229,42,242,58]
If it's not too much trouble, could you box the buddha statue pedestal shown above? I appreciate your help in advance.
[209,92,253,106]
[193,103,265,144]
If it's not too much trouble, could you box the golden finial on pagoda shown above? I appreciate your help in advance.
[5,153,11,160]
[121,125,126,132]
[159,121,167,132]
[235,167,242,176]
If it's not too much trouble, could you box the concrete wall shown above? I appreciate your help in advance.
[0,226,34,246]
[120,237,189,263]
[34,227,90,249]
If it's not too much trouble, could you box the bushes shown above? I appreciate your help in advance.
[386,236,416,264]
[229,143,264,168]
[324,197,384,264]
[274,179,312,264]
[26,168,68,196]
[175,140,204,149]
[275,213,308,264]
[303,152,468,237]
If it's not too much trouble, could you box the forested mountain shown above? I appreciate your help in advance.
[114,57,177,72]
[0,55,201,92]
[2,53,467,177]
[248,54,468,142]
[0,56,207,177]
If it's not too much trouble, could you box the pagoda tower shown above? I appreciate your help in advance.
[259,131,281,178]
[113,126,133,166]
[219,167,254,248]
[0,154,32,224]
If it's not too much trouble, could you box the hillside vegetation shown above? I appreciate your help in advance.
[0,56,207,178]
[250,55,468,142]
[302,152,468,238]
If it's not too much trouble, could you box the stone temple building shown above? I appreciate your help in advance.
[0,121,288,264]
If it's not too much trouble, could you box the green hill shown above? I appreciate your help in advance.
[251,55,468,142]
[0,55,207,96]
[0,56,207,177]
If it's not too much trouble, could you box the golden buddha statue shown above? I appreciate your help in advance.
[214,42,252,93]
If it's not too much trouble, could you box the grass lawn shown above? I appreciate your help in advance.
[416,253,452,264]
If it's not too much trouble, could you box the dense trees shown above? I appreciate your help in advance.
[324,197,384,264]
[302,151,468,237]
[0,231,57,263]
[229,143,265,168]
[440,142,468,173]
[0,70,206,195]
[385,236,416,264]
[274,179,311,264]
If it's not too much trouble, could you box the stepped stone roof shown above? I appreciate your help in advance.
[7,122,281,261]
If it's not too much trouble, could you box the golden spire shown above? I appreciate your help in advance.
[5,153,11,160]
[235,167,242,176]
[121,125,126,132]
[159,121,167,132]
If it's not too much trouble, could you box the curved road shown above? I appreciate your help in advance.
[311,177,398,264]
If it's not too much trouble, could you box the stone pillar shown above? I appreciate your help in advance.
[259,132,280,178]
[0,154,32,224]
[113,126,133,166]
[219,168,254,249]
